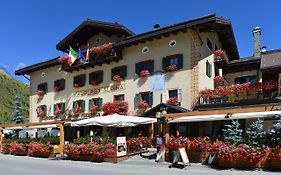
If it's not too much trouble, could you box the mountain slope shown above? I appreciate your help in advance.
[0,70,29,124]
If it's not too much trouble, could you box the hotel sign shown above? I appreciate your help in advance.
[75,84,125,96]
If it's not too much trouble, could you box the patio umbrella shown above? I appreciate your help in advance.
[71,113,157,127]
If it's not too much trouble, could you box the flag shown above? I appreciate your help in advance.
[85,44,90,62]
[68,46,77,66]
[77,47,84,61]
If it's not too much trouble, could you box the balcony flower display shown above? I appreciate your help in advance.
[102,101,128,115]
[139,70,150,78]
[91,104,98,113]
[37,90,45,97]
[262,80,278,91]
[28,143,53,158]
[167,97,179,106]
[214,76,227,87]
[74,83,82,88]
[112,75,123,83]
[138,100,149,109]
[57,56,69,64]
[90,80,99,86]
[89,43,113,57]
[166,64,178,72]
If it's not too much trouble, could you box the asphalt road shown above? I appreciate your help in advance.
[0,154,280,175]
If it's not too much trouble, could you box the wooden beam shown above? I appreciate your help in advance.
[0,121,64,129]
[59,123,65,156]
[0,129,3,153]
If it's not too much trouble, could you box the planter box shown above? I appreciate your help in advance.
[217,158,234,168]
[67,155,94,161]
[1,148,10,154]
[234,158,260,169]
[187,150,202,163]
[104,155,128,163]
[29,152,53,158]
[268,159,281,170]
[13,151,28,156]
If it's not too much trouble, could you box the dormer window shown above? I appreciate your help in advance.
[54,79,65,92]
[37,83,47,96]
[73,74,86,88]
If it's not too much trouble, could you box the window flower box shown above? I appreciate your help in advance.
[112,75,123,83]
[138,100,149,109]
[54,86,63,92]
[167,97,179,106]
[90,80,99,86]
[166,64,178,72]
[54,109,62,116]
[38,110,46,118]
[74,83,82,89]
[102,101,128,115]
[91,105,98,113]
[37,90,45,97]
[139,70,150,78]
[214,49,225,58]
[75,107,83,114]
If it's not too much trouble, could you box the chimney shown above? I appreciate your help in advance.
[154,24,161,30]
[252,27,262,58]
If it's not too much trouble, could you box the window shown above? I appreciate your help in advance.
[37,105,47,117]
[135,60,154,76]
[89,98,103,112]
[54,79,65,92]
[169,40,176,47]
[114,94,125,101]
[206,61,212,78]
[72,100,85,114]
[73,74,86,88]
[54,102,65,116]
[162,54,183,72]
[38,83,48,93]
[134,92,153,108]
[207,38,212,51]
[112,66,127,80]
[235,75,257,84]
[89,71,103,86]
[162,89,182,106]
[142,47,149,54]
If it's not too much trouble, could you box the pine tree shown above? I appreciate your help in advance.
[268,114,281,147]
[11,94,24,124]
[222,119,243,145]
[246,118,265,146]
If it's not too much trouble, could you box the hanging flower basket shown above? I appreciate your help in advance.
[138,100,149,109]
[112,75,123,83]
[90,80,99,86]
[167,97,179,106]
[166,64,177,72]
[139,70,150,78]
[37,90,45,97]
[89,43,113,58]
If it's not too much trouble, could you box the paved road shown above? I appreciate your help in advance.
[0,154,280,175]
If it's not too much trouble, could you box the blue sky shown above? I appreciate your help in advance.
[0,0,280,83]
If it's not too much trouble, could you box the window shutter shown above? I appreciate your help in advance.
[111,68,116,80]
[89,99,93,112]
[82,100,85,112]
[72,101,76,113]
[177,89,182,103]
[134,94,141,108]
[82,75,86,86]
[62,103,65,113]
[97,98,103,111]
[161,90,169,103]
[36,106,40,117]
[149,92,153,106]
[135,62,141,76]
[53,104,57,115]
[43,105,47,115]
[150,60,154,73]
[210,63,213,77]
[162,57,168,71]
[121,66,127,78]
[61,79,65,90]
[99,71,103,83]
[177,54,183,70]
[44,83,48,92]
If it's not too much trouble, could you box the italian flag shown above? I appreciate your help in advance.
[68,46,77,66]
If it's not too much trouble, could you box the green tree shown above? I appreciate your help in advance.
[11,94,24,124]
[268,114,281,147]
[223,119,243,145]
[246,118,265,146]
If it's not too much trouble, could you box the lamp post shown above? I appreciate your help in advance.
[155,110,167,162]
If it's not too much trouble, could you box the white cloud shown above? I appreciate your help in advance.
[15,62,26,70]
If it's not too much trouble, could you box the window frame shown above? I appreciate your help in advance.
[54,79,65,92]
[38,83,48,93]
[114,94,125,101]
[73,74,86,88]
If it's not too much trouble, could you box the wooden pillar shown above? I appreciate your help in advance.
[165,120,170,161]
[77,130,80,138]
[150,123,154,139]
[0,129,3,152]
[59,124,65,156]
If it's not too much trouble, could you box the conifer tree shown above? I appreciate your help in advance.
[246,118,265,146]
[222,119,243,145]
[268,114,281,147]
[11,94,24,124]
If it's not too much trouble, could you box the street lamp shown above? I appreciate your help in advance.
[155,110,167,139]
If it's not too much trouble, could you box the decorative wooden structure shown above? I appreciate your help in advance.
[0,121,65,156]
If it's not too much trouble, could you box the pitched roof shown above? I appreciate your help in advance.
[56,19,134,52]
[114,14,240,60]
[140,103,189,117]
[261,49,281,70]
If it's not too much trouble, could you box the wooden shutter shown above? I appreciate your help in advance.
[134,94,141,108]
[177,54,183,70]
[210,63,213,77]
[89,99,93,112]
[149,92,153,106]
[135,62,141,76]
[98,71,103,83]
[53,104,57,115]
[61,103,65,113]
[61,79,65,90]
[150,60,154,73]
[111,68,116,80]
[97,98,103,111]
[82,100,85,112]
[162,90,169,103]
[81,75,86,86]
[162,57,168,71]
[36,106,40,117]
[43,105,47,116]
[121,66,127,78]
[177,89,182,103]
[72,101,76,113]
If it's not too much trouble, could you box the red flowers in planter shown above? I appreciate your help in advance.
[37,90,45,97]
[214,49,225,58]
[74,83,82,88]
[38,109,46,118]
[166,64,178,72]
[54,86,62,92]
[168,136,188,151]
[112,75,123,83]
[102,101,128,115]
[167,97,179,106]
[188,137,211,152]
[75,107,83,114]
[28,143,52,158]
[90,80,99,86]
[138,100,149,109]
[10,142,28,155]
[139,70,150,78]
[91,105,98,113]
[54,109,62,116]
[263,80,278,91]
[89,43,113,57]
[57,56,69,64]
[268,146,281,161]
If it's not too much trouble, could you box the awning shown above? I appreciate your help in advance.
[169,111,281,123]
[71,113,157,127]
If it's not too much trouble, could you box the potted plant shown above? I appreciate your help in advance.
[139,70,150,78]
[187,137,211,163]
[166,64,177,72]
[9,142,28,156]
[54,108,62,116]
[267,147,281,169]
[112,75,123,83]
[38,109,46,118]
